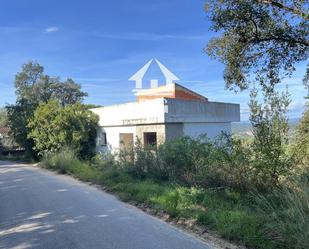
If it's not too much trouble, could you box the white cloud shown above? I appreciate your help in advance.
[45,26,59,33]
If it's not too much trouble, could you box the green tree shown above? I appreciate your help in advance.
[28,100,99,159]
[0,108,8,127]
[249,86,292,188]
[6,61,88,156]
[6,99,37,156]
[205,0,308,92]
[205,0,306,187]
[14,61,87,106]
[294,105,309,169]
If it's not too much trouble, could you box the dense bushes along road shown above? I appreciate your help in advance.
[41,135,309,249]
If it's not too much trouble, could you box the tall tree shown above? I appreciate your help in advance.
[205,0,309,92]
[249,86,291,187]
[14,61,87,106]
[7,61,88,156]
[6,99,36,156]
[0,108,8,127]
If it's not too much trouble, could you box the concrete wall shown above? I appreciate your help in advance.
[91,98,240,127]
[91,98,165,127]
[92,98,240,152]
[165,99,240,123]
[97,126,136,153]
[97,122,232,152]
[97,124,166,152]
[165,123,184,141]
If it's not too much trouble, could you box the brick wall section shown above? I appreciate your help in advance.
[137,83,208,102]
[174,88,208,102]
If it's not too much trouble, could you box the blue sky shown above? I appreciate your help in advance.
[0,0,307,120]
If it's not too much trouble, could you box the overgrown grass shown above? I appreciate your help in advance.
[255,179,309,249]
[40,134,309,249]
[40,149,301,249]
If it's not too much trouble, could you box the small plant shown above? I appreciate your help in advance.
[42,147,86,174]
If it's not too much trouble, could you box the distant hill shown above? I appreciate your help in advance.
[232,118,300,138]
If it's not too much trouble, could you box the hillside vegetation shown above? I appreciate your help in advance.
[41,129,309,249]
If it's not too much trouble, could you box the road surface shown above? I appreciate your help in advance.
[0,161,209,249]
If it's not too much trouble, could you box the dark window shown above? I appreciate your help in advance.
[99,132,107,146]
[144,132,157,147]
[119,133,134,150]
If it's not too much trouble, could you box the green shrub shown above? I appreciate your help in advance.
[292,106,309,177]
[40,133,308,249]
[249,87,292,190]
[91,152,116,171]
[41,147,96,181]
[208,134,253,191]
[157,136,214,185]
[28,100,99,159]
[113,134,282,192]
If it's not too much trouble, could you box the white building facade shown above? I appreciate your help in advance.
[91,60,240,152]
[91,97,240,153]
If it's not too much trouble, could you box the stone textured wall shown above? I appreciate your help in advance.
[136,124,166,145]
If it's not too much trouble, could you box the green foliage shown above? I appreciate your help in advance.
[249,87,293,188]
[255,178,309,249]
[28,100,98,158]
[0,108,14,149]
[40,151,270,248]
[14,61,87,106]
[115,134,293,191]
[42,147,80,173]
[41,143,309,249]
[42,148,98,181]
[205,0,309,91]
[6,61,88,157]
[293,106,309,170]
[0,108,8,127]
[6,99,37,156]
[210,134,253,191]
[157,136,214,185]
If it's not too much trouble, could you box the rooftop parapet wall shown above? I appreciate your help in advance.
[90,98,240,127]
[164,98,240,123]
[91,98,166,127]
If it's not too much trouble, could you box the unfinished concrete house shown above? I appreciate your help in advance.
[91,59,240,152]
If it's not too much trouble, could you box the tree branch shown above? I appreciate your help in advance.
[257,0,309,19]
[252,36,309,47]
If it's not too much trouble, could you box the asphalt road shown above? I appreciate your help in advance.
[0,161,210,249]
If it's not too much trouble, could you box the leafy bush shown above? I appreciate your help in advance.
[105,133,293,192]
[41,142,309,249]
[209,134,253,191]
[28,100,99,159]
[157,136,214,185]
